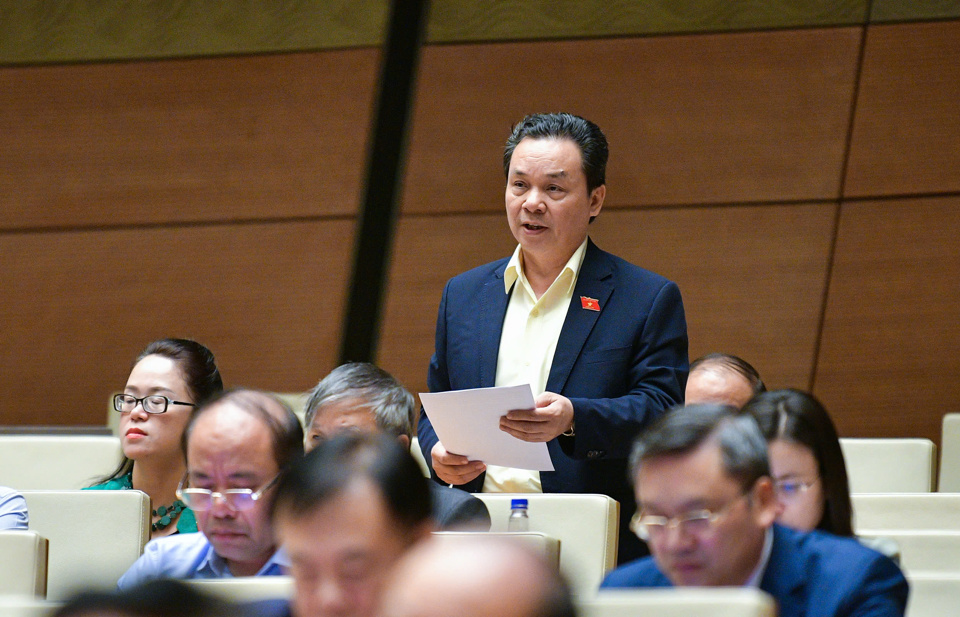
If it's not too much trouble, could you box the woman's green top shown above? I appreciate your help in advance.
[85,471,198,533]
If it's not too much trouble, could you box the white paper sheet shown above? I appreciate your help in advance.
[419,385,555,471]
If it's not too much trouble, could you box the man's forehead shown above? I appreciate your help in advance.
[636,443,740,503]
[509,137,584,169]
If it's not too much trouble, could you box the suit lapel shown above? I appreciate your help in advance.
[547,240,614,394]
[478,262,511,388]
[760,525,807,616]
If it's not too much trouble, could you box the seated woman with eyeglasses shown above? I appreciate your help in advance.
[740,388,898,559]
[87,339,223,539]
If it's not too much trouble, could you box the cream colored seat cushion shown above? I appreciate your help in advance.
[0,531,48,597]
[23,490,150,600]
[905,573,960,617]
[474,493,617,596]
[840,438,936,493]
[431,531,561,570]
[852,493,960,532]
[579,588,776,617]
[938,413,960,492]
[857,530,960,576]
[0,436,122,490]
[186,576,294,602]
[0,599,58,617]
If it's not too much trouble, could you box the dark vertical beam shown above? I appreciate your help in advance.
[338,0,429,364]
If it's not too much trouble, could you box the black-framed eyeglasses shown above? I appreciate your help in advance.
[113,393,196,415]
[176,473,281,512]
[630,491,750,542]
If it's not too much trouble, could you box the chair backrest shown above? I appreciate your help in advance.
[474,494,618,596]
[857,530,960,576]
[905,574,960,617]
[852,493,960,532]
[430,531,561,569]
[0,436,122,490]
[938,413,960,492]
[0,599,58,617]
[23,490,150,600]
[274,392,309,428]
[840,438,936,493]
[185,576,294,602]
[409,437,430,478]
[0,531,48,597]
[579,588,777,617]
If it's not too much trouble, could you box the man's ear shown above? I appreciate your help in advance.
[588,184,606,219]
[752,477,780,527]
[397,434,411,450]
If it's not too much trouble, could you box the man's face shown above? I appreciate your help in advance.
[305,398,380,452]
[278,479,420,617]
[186,403,280,576]
[636,440,777,587]
[505,137,604,269]
[685,367,755,409]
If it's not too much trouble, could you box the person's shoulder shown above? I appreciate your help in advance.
[429,483,491,530]
[143,531,211,558]
[588,242,674,288]
[780,525,905,583]
[447,256,512,286]
[600,556,668,588]
[119,532,211,588]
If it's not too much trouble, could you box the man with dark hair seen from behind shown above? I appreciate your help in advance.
[118,388,303,587]
[263,432,434,617]
[379,536,575,617]
[685,352,765,409]
[303,362,489,530]
[601,404,908,617]
[418,112,689,561]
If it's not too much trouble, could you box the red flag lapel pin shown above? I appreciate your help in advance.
[580,296,601,312]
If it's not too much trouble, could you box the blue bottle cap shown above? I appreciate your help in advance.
[510,498,528,509]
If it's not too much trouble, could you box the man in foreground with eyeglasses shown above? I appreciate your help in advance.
[118,388,304,588]
[601,404,908,617]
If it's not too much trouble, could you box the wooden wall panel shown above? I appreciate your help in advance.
[845,20,960,197]
[0,49,379,230]
[379,204,835,399]
[0,219,354,425]
[401,28,860,214]
[814,197,960,444]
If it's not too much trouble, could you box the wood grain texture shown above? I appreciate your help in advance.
[813,197,960,444]
[0,0,389,64]
[845,20,960,196]
[378,204,835,400]
[401,28,860,213]
[871,0,960,22]
[0,49,379,230]
[0,219,354,425]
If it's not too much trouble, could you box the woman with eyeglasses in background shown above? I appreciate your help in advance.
[87,338,223,539]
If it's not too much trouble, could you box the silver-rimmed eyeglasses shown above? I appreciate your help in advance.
[773,477,818,500]
[176,474,281,512]
[631,492,750,541]
[113,393,196,415]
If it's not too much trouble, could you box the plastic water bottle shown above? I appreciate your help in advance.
[508,498,529,531]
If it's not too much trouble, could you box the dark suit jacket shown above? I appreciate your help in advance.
[601,524,909,617]
[430,482,491,530]
[418,239,688,561]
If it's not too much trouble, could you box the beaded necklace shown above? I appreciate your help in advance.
[152,500,186,532]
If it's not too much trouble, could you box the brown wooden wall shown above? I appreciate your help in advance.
[1,11,958,446]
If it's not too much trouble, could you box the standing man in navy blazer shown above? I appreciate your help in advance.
[602,404,908,617]
[417,113,689,561]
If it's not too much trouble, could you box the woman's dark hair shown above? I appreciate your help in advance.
[93,338,223,485]
[740,389,854,537]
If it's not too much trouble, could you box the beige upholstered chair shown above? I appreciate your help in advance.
[430,531,561,569]
[0,599,58,617]
[938,413,960,492]
[852,494,960,532]
[23,490,150,600]
[474,494,618,596]
[579,588,776,617]
[840,438,936,493]
[905,573,960,617]
[186,576,294,602]
[274,392,309,428]
[0,531,48,598]
[857,530,960,576]
[0,436,122,490]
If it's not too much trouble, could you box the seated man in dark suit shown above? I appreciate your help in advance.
[601,404,908,617]
[303,362,489,530]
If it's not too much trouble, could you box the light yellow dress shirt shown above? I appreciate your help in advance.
[482,238,589,493]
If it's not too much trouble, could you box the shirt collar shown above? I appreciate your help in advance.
[744,527,774,588]
[196,542,290,578]
[503,237,589,294]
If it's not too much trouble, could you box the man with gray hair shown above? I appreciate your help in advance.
[601,404,908,617]
[304,363,489,530]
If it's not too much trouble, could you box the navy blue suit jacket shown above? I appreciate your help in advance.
[601,524,909,617]
[418,239,688,561]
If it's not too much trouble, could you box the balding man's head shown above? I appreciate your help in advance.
[379,537,575,617]
[686,353,765,409]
